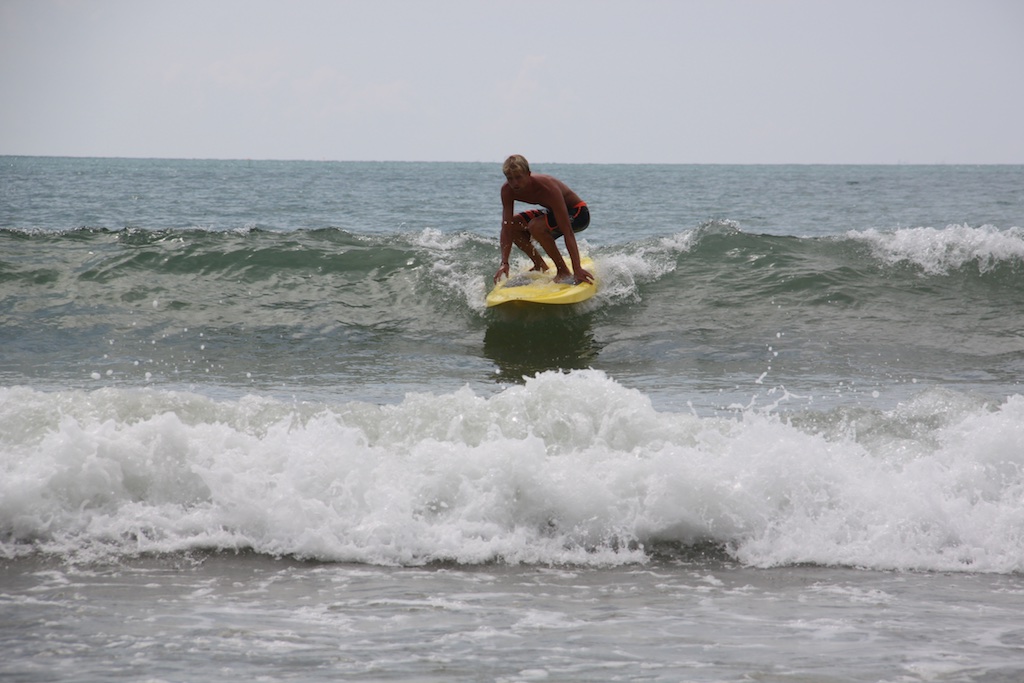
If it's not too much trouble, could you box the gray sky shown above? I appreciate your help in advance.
[2,0,1021,164]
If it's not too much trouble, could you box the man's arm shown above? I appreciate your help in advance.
[560,226,593,284]
[495,184,515,282]
[541,180,594,285]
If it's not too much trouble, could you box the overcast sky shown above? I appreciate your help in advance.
[1,0,1021,164]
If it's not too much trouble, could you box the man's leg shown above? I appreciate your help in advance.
[526,217,571,277]
[510,216,548,271]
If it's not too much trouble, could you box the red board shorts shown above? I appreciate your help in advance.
[516,201,590,239]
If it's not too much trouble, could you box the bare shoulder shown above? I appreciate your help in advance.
[532,173,565,189]
[533,173,580,204]
[531,173,571,198]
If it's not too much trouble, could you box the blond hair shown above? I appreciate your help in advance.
[502,154,530,177]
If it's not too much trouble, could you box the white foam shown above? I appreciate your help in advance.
[2,375,1023,572]
[847,224,1024,274]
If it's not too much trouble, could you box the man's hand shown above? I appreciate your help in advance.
[573,267,594,285]
[494,263,509,283]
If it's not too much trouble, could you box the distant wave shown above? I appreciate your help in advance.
[846,224,1024,274]
[6,221,1020,294]
[592,221,1024,309]
[5,222,1022,337]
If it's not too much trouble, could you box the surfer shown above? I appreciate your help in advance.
[494,154,594,285]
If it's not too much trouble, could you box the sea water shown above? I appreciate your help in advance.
[2,157,1024,681]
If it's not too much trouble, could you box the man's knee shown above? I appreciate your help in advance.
[526,218,551,240]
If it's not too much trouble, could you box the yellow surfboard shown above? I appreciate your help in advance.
[485,257,597,307]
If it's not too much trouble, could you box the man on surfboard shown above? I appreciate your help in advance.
[494,154,594,286]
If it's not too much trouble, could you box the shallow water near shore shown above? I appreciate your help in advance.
[4,553,1024,683]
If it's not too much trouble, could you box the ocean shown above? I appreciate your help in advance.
[2,156,1023,681]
